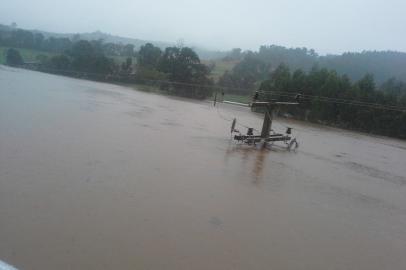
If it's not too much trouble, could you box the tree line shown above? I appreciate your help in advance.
[2,25,406,138]
[3,24,406,85]
[220,45,406,87]
[3,39,213,99]
[0,26,135,57]
[217,46,406,138]
[4,42,406,138]
[136,43,213,98]
[257,64,406,138]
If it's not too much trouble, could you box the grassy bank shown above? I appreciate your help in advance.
[221,93,251,104]
[202,59,239,81]
[0,46,133,65]
[1,47,235,82]
[123,82,252,105]
[0,47,56,64]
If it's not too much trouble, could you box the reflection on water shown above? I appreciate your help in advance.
[1,67,406,270]
[252,148,267,184]
[224,144,269,186]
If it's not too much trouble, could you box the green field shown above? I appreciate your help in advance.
[0,47,242,102]
[211,93,251,104]
[110,55,137,65]
[0,47,56,64]
[0,47,234,83]
[202,59,239,81]
[223,93,251,104]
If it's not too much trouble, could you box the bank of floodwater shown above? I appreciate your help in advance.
[9,64,406,140]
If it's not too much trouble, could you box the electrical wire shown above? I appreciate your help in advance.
[21,65,406,112]
[215,102,260,134]
[254,90,406,112]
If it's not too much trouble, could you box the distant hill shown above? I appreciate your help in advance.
[70,31,227,59]
[34,29,172,50]
[30,28,227,60]
[0,23,226,59]
[319,51,406,84]
[2,23,406,83]
[220,45,406,85]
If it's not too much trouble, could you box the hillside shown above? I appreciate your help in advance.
[220,45,406,86]
[319,51,406,84]
[2,23,406,84]
[0,46,54,64]
[1,23,226,59]
[47,31,226,60]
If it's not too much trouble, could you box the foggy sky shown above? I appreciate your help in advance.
[1,0,405,54]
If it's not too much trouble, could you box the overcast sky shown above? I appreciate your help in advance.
[1,0,405,54]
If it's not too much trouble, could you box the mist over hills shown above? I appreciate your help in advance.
[224,45,406,84]
[34,29,173,50]
[0,23,227,59]
[2,23,406,84]
[34,28,227,60]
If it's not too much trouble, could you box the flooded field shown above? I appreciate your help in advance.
[1,66,406,270]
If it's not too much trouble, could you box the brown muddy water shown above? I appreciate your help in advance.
[1,66,406,270]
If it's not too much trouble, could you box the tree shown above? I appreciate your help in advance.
[122,44,135,57]
[158,46,213,98]
[72,34,81,43]
[92,56,116,75]
[356,73,375,101]
[223,48,242,61]
[33,33,44,49]
[35,54,49,64]
[48,55,71,70]
[270,64,291,91]
[66,40,117,75]
[42,37,72,52]
[102,42,122,56]
[219,51,268,94]
[259,64,290,102]
[69,40,95,72]
[256,63,406,138]
[230,48,242,59]
[70,40,94,58]
[5,48,23,66]
[137,43,162,69]
[11,30,34,48]
[158,47,206,82]
[120,57,133,75]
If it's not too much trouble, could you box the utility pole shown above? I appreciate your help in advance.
[226,91,301,148]
[251,101,274,139]
[250,91,299,140]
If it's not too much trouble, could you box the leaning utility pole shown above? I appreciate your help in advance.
[222,90,301,149]
[250,92,299,139]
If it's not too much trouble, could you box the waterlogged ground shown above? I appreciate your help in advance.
[1,66,406,270]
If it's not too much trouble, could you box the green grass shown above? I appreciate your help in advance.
[214,93,251,104]
[124,83,162,93]
[0,46,55,64]
[202,59,239,81]
[110,55,136,65]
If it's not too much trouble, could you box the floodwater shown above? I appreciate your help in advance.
[1,66,406,270]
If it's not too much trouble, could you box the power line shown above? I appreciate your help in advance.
[20,65,406,112]
[255,90,406,112]
[215,102,260,134]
